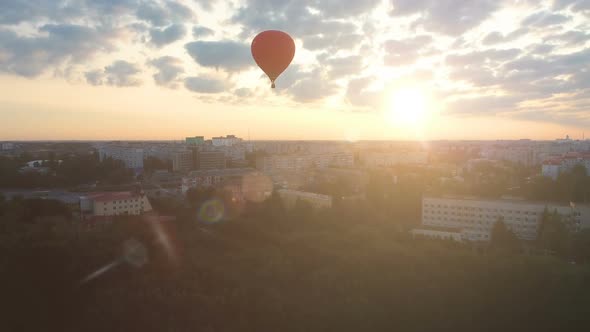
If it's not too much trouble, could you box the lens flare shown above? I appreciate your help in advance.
[123,238,148,268]
[198,199,225,224]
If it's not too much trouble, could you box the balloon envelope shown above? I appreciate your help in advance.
[251,30,295,88]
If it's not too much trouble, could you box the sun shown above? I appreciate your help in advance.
[386,87,430,127]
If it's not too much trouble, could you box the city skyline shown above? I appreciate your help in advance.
[1,1,589,140]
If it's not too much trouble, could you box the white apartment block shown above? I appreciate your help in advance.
[481,146,534,166]
[541,152,590,180]
[212,135,242,147]
[256,152,354,173]
[80,192,152,217]
[99,146,144,169]
[360,151,428,167]
[1,142,15,150]
[420,196,589,242]
[278,189,333,209]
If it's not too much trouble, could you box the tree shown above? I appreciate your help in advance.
[490,217,520,252]
[0,193,5,215]
[537,208,571,257]
[144,156,171,173]
[573,229,590,264]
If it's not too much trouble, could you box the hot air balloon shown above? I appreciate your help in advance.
[251,30,295,88]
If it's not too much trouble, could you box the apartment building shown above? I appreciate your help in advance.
[278,189,333,209]
[98,145,144,169]
[418,196,589,242]
[80,191,152,217]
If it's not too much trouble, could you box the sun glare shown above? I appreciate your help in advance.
[386,87,429,127]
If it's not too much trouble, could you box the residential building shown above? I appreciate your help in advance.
[195,150,226,170]
[186,136,205,146]
[212,135,242,147]
[1,142,15,150]
[256,152,354,173]
[541,152,590,179]
[98,145,144,169]
[172,150,193,172]
[181,168,272,202]
[411,226,463,242]
[359,151,428,167]
[278,189,333,209]
[80,191,152,217]
[418,196,590,242]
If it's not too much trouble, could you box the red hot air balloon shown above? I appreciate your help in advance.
[251,30,295,88]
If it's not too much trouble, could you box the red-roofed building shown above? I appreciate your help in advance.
[80,191,152,218]
[542,153,590,180]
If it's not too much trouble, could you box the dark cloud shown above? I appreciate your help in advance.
[136,0,194,27]
[545,30,590,46]
[346,77,382,108]
[148,56,184,88]
[528,44,555,55]
[446,48,520,68]
[522,11,570,27]
[390,0,501,35]
[288,69,338,102]
[0,1,75,24]
[303,33,363,51]
[85,60,142,87]
[384,35,432,66]
[553,0,590,13]
[482,28,529,45]
[444,47,590,121]
[311,0,381,18]
[0,24,118,77]
[232,0,365,53]
[150,24,187,47]
[192,26,214,38]
[0,0,139,25]
[445,95,521,115]
[234,88,254,97]
[104,60,142,86]
[85,70,105,86]
[327,56,363,79]
[184,76,227,93]
[185,40,252,72]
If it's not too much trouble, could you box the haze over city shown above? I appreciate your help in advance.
[1,0,589,140]
[2,1,590,331]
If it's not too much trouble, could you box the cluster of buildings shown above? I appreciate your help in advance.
[480,136,590,168]
[97,135,251,173]
[413,196,590,242]
[541,152,590,180]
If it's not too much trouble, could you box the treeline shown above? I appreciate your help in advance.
[2,189,590,331]
[0,154,134,188]
[524,165,590,203]
[490,211,590,264]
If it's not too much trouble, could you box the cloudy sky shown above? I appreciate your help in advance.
[0,0,589,140]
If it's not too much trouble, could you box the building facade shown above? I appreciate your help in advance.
[186,136,205,146]
[541,152,590,180]
[181,168,272,202]
[278,189,333,209]
[80,192,152,217]
[212,135,242,147]
[172,150,193,172]
[195,150,226,170]
[98,146,144,169]
[256,152,354,173]
[419,196,589,242]
[359,151,428,167]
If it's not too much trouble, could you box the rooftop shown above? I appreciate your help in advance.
[84,191,143,202]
